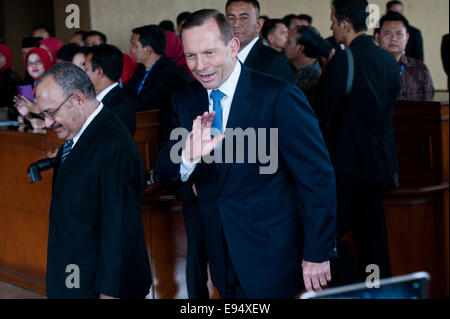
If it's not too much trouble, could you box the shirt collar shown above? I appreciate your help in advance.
[207,61,241,100]
[72,102,104,146]
[96,82,119,102]
[237,37,260,63]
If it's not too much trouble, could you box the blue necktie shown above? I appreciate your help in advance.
[61,140,74,164]
[211,89,226,137]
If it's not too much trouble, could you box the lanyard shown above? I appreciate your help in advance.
[399,64,405,76]
[137,63,155,95]
[297,63,320,85]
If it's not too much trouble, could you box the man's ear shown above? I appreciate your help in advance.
[297,44,305,55]
[342,19,353,34]
[256,17,264,33]
[71,90,86,107]
[144,45,153,55]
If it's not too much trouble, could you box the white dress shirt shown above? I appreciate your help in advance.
[237,37,260,64]
[180,62,242,182]
[96,82,119,102]
[72,102,104,147]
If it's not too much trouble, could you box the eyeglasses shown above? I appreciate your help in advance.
[27,60,43,67]
[38,93,74,120]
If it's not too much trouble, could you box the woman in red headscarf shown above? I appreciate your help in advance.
[0,44,22,119]
[39,37,63,65]
[121,53,137,87]
[164,31,194,80]
[13,47,52,126]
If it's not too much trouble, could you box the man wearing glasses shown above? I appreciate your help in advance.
[35,63,151,299]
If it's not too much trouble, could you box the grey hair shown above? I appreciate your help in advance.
[36,62,96,100]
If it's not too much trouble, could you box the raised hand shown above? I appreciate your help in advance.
[182,111,225,163]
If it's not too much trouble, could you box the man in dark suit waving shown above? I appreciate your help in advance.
[35,63,151,299]
[156,9,337,298]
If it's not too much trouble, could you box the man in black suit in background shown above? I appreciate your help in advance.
[35,63,151,299]
[386,0,424,61]
[84,44,136,135]
[126,25,187,143]
[320,0,401,286]
[225,0,294,82]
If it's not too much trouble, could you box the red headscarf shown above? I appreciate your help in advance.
[39,37,63,65]
[0,44,13,74]
[24,47,52,81]
[164,31,194,79]
[121,53,137,86]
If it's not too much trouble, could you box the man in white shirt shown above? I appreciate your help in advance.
[225,0,294,82]
[35,63,151,299]
[84,44,136,135]
[156,9,336,299]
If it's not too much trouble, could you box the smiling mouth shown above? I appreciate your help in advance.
[198,72,216,82]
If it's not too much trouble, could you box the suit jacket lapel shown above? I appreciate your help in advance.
[50,107,109,213]
[244,39,262,69]
[217,65,254,193]
[102,86,120,107]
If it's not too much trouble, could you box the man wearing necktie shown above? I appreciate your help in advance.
[156,10,337,299]
[35,63,151,299]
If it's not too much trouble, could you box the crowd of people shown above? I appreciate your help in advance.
[0,0,448,299]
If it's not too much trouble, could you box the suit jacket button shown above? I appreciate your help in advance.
[49,217,55,224]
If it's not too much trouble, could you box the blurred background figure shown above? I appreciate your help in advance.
[176,11,191,35]
[70,30,87,47]
[261,19,289,52]
[159,20,175,32]
[0,44,22,120]
[32,25,51,39]
[38,37,63,66]
[86,30,107,47]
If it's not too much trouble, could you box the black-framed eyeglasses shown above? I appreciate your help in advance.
[38,93,74,120]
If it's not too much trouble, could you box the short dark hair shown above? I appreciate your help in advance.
[260,15,270,23]
[86,30,107,44]
[73,30,87,41]
[294,25,321,59]
[298,14,313,25]
[87,44,124,82]
[56,43,80,62]
[282,14,298,28]
[32,25,51,35]
[386,0,403,11]
[379,11,410,30]
[132,25,167,55]
[159,20,175,32]
[332,0,369,33]
[181,9,234,45]
[37,63,96,100]
[225,0,260,17]
[177,12,192,26]
[261,19,286,41]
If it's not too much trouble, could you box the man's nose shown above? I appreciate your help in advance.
[44,117,54,128]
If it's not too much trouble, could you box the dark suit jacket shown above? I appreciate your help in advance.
[101,85,136,135]
[244,39,295,82]
[406,25,424,62]
[46,106,151,299]
[125,55,188,144]
[155,64,337,298]
[320,35,401,183]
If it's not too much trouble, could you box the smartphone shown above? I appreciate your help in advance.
[17,85,35,101]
